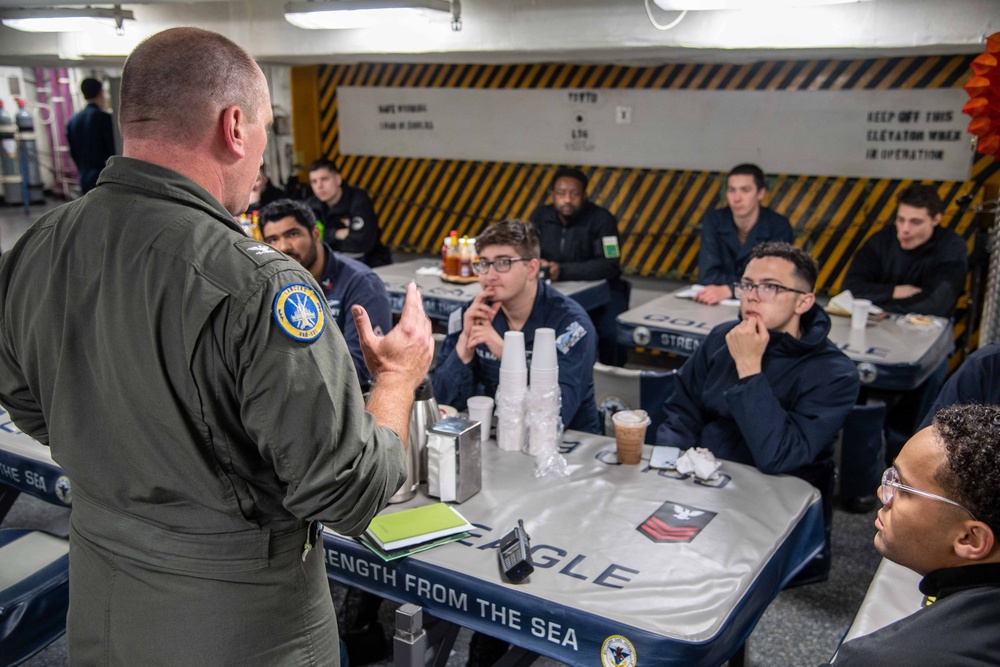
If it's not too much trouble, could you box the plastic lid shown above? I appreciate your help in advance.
[612,410,650,425]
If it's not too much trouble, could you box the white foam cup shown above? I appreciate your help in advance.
[851,299,872,330]
[467,396,495,444]
[501,331,527,371]
[530,328,558,370]
[499,368,528,393]
[530,367,559,390]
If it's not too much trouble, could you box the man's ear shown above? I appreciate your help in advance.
[794,291,815,315]
[954,521,996,561]
[221,105,246,159]
[526,257,541,280]
[931,213,943,228]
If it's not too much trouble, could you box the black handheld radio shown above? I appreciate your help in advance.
[497,519,534,584]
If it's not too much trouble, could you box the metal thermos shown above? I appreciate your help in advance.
[388,377,439,504]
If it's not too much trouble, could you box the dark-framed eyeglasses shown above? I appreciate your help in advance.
[732,281,809,303]
[880,466,977,520]
[472,257,531,275]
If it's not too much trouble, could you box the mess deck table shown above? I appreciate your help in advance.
[374,259,610,321]
[0,409,822,667]
[323,431,824,667]
[616,289,952,392]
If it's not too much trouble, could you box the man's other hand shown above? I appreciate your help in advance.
[353,282,433,391]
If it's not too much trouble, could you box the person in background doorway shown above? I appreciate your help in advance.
[695,163,793,305]
[66,77,116,195]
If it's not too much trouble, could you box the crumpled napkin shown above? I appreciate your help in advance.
[675,447,722,481]
[828,290,884,317]
[416,266,442,276]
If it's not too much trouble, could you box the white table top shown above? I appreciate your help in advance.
[375,259,610,320]
[324,431,823,666]
[617,288,953,391]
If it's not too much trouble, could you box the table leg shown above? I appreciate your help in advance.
[393,604,462,667]
[0,484,21,523]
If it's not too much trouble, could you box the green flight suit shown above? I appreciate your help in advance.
[0,157,406,665]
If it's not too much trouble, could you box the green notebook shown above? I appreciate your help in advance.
[365,502,473,551]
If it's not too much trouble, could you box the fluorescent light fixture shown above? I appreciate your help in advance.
[653,0,867,8]
[284,0,459,30]
[0,5,134,33]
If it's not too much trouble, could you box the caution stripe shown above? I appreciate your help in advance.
[292,54,995,300]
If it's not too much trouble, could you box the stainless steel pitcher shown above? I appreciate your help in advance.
[388,376,439,504]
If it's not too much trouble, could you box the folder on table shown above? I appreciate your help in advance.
[364,502,473,552]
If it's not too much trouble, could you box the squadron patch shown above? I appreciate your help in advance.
[556,321,587,354]
[273,283,326,342]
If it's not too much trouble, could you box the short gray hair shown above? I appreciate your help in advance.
[120,27,264,141]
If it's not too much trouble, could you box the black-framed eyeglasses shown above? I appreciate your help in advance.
[472,258,531,275]
[732,281,809,303]
[880,466,977,520]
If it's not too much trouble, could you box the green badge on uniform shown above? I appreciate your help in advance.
[602,236,620,259]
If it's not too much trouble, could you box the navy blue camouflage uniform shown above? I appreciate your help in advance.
[315,243,392,389]
[433,281,602,434]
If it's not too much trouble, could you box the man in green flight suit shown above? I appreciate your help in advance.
[0,28,433,665]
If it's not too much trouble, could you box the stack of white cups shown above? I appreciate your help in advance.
[495,331,528,452]
[526,328,562,457]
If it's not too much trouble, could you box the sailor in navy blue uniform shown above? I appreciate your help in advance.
[260,199,392,389]
[695,163,793,305]
[433,220,602,435]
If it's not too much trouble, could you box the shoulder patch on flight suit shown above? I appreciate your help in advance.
[235,239,284,267]
[273,283,327,342]
[556,321,587,354]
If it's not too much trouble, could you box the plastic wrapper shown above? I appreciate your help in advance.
[495,388,527,452]
[526,384,568,478]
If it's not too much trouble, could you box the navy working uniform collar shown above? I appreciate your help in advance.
[919,562,1000,601]
[736,301,832,356]
[495,280,551,334]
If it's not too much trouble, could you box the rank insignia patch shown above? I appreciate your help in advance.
[273,283,326,342]
[235,239,284,267]
[637,501,716,543]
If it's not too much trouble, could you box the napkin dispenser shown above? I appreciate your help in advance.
[426,417,482,503]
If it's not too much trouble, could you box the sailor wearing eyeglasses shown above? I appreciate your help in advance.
[656,241,859,580]
[827,403,1000,665]
[432,219,602,434]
